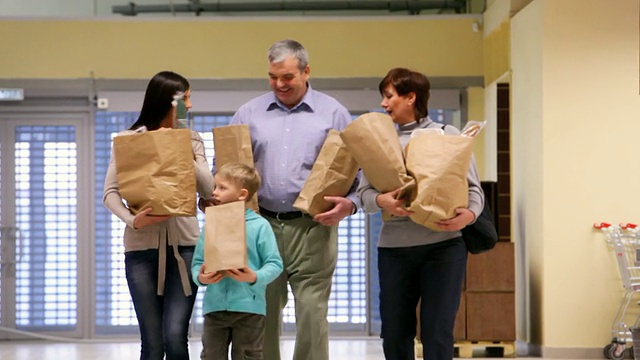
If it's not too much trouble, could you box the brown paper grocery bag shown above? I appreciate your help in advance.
[213,125,259,212]
[405,132,475,230]
[293,129,359,216]
[340,112,414,195]
[114,128,196,216]
[204,201,247,273]
[340,112,415,219]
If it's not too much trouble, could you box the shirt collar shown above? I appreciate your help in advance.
[398,117,432,131]
[266,83,315,113]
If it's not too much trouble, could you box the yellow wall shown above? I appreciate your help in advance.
[512,0,640,352]
[484,20,510,86]
[0,17,483,80]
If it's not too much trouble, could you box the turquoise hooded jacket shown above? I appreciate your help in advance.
[192,208,283,316]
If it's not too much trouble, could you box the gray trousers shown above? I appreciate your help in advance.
[201,311,265,360]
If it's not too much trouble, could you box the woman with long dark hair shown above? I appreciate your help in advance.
[103,71,214,360]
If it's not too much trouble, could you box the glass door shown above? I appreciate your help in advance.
[0,114,90,339]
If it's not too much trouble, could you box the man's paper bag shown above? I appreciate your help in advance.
[114,128,196,216]
[405,132,475,230]
[340,112,415,196]
[213,125,259,212]
[293,129,359,216]
[204,201,247,273]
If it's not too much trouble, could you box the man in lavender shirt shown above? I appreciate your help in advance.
[215,39,359,360]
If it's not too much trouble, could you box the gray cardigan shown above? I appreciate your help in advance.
[357,117,484,248]
[103,129,214,295]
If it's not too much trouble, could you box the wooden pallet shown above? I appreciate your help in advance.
[455,341,516,358]
[415,340,516,358]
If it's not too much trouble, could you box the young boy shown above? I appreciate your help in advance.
[191,162,283,360]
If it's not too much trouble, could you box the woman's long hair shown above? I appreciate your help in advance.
[129,71,190,131]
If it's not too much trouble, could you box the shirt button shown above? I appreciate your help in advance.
[284,146,288,149]
[286,129,290,131]
[281,200,285,204]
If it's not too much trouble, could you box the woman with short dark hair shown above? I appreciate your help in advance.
[359,67,484,360]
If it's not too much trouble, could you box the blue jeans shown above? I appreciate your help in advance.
[125,246,198,360]
[378,238,467,360]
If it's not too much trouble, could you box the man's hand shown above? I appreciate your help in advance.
[313,196,355,226]
[198,265,224,285]
[198,197,215,213]
[376,188,413,217]
[435,208,475,232]
[133,208,170,230]
[226,267,257,284]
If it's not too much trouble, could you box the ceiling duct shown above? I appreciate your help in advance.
[112,0,468,16]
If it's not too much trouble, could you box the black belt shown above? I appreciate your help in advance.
[259,206,305,221]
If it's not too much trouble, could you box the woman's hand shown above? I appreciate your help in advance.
[132,208,170,229]
[376,188,413,217]
[436,208,475,232]
[198,265,224,285]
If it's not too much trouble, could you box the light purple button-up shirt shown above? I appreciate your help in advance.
[215,85,359,213]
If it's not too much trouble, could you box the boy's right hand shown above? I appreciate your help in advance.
[198,265,224,284]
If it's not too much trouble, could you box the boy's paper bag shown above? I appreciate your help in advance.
[114,128,196,216]
[204,201,247,273]
[405,132,475,230]
[293,129,359,216]
[213,125,259,212]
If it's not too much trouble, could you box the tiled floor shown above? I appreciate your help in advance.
[0,337,552,359]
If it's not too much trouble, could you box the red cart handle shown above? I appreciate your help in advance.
[594,222,612,229]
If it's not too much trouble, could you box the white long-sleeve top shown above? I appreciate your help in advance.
[103,129,214,295]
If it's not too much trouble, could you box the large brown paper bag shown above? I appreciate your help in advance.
[405,132,475,230]
[213,125,259,212]
[340,112,415,219]
[293,129,359,216]
[204,201,247,273]
[114,128,196,216]
[340,112,414,195]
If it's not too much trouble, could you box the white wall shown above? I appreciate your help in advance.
[512,0,640,355]
[511,0,544,350]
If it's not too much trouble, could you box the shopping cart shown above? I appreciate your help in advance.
[594,222,640,359]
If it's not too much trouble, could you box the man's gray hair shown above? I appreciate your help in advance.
[267,39,309,72]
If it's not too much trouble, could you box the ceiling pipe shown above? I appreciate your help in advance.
[113,0,468,16]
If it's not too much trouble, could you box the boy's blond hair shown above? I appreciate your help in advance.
[215,163,261,201]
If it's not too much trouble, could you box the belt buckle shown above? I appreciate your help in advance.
[276,212,283,222]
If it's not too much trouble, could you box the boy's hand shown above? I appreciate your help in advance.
[376,188,413,217]
[226,266,257,284]
[198,265,224,284]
